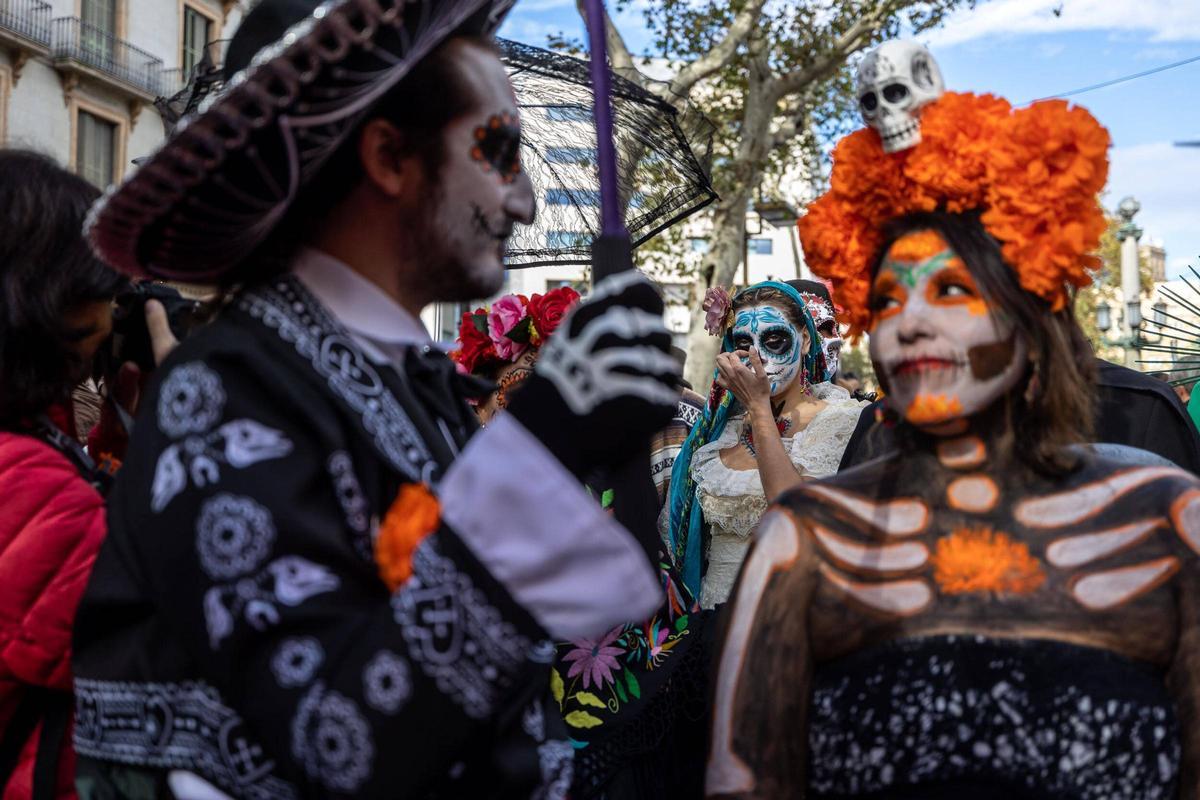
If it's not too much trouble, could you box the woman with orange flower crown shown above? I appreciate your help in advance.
[705,40,1200,800]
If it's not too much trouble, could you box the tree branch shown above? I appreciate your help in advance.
[769,3,897,101]
[666,0,769,99]
[573,0,651,92]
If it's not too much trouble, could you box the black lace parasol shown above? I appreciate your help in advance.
[143,37,716,270]
[498,38,716,268]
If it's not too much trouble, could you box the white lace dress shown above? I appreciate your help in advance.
[692,383,866,609]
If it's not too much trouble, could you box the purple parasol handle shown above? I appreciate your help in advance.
[582,0,626,238]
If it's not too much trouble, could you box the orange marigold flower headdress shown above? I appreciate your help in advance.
[798,91,1111,336]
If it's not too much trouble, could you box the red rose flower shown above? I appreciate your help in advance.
[453,308,499,375]
[528,286,581,340]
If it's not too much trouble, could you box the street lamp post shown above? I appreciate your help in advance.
[740,198,801,287]
[1116,196,1144,365]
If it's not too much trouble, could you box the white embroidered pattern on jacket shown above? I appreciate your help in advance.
[73,678,297,800]
[204,556,340,649]
[327,451,372,559]
[522,700,545,742]
[153,420,294,513]
[535,740,574,800]
[291,681,375,793]
[239,278,434,483]
[158,362,227,439]
[195,493,277,580]
[272,637,325,689]
[392,538,530,719]
[362,649,412,715]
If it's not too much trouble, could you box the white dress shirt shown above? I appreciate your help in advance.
[291,248,662,638]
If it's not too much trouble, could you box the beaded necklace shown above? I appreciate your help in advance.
[739,415,793,457]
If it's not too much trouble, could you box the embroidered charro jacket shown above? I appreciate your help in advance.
[71,254,660,799]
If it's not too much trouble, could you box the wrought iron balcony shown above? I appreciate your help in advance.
[52,16,163,99]
[159,67,184,95]
[0,0,51,54]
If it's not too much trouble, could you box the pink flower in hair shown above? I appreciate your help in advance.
[487,294,530,360]
[702,286,732,336]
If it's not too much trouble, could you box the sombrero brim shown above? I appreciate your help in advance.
[87,0,516,281]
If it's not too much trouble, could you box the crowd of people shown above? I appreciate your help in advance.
[2,0,1200,799]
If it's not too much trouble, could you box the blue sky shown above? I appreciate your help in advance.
[500,0,1200,278]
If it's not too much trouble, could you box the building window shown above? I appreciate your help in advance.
[434,302,467,343]
[546,230,589,249]
[182,5,213,77]
[547,278,589,296]
[546,188,600,207]
[545,105,592,123]
[76,110,116,188]
[81,0,117,61]
[545,147,595,165]
[82,0,117,33]
[747,237,773,255]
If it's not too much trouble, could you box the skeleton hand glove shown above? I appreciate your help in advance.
[507,272,681,480]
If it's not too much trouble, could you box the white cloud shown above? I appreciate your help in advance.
[926,0,1200,48]
[1107,141,1200,277]
[1134,45,1184,61]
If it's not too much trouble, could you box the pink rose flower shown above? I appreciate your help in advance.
[702,286,732,336]
[488,294,530,360]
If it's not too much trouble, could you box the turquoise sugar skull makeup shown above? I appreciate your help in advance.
[731,304,808,396]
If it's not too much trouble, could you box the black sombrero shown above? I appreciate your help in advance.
[86,0,517,281]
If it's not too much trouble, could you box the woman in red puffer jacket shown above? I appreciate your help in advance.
[0,151,173,800]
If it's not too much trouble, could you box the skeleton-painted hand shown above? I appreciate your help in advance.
[507,272,680,478]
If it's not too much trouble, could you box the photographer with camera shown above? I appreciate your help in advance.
[0,150,176,800]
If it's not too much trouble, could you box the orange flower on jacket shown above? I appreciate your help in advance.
[375,482,441,591]
[933,527,1045,596]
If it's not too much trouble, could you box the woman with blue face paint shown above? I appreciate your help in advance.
[666,281,867,609]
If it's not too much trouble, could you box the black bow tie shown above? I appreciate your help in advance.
[403,346,491,449]
[405,346,494,401]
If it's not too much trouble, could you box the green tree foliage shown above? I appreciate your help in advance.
[558,0,979,387]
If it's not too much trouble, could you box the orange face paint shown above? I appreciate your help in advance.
[905,393,964,427]
[924,263,991,316]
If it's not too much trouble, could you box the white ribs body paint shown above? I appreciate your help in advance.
[802,484,929,537]
[1170,488,1200,555]
[1070,557,1180,611]
[1045,519,1161,568]
[820,564,933,616]
[1016,467,1185,528]
[812,524,928,574]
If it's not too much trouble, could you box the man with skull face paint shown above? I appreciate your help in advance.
[706,42,1200,800]
[667,281,866,610]
[70,1,683,797]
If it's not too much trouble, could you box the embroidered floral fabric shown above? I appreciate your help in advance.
[691,383,866,608]
[553,551,703,794]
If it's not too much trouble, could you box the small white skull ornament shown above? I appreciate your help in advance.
[856,40,945,153]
